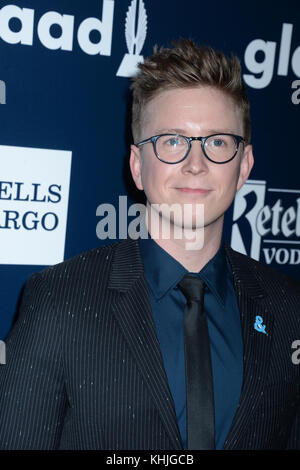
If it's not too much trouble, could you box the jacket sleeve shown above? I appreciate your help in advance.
[0,273,68,449]
[286,406,300,449]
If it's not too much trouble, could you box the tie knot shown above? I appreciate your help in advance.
[178,275,205,302]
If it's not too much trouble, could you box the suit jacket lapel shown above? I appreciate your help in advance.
[223,246,274,449]
[108,239,183,450]
[107,240,274,450]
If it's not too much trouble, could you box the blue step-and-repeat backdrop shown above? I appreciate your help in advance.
[0,0,300,339]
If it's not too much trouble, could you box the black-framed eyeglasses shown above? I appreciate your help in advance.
[135,133,245,164]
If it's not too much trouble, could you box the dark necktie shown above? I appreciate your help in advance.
[178,275,215,450]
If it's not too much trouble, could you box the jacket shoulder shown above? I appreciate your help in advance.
[21,240,136,305]
[226,244,300,297]
[36,240,125,280]
[16,241,134,326]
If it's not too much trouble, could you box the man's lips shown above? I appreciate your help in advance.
[175,187,212,194]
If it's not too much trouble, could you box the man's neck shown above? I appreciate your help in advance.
[146,216,224,273]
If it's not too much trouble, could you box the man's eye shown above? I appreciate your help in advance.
[165,137,183,147]
[210,138,225,147]
[165,137,180,147]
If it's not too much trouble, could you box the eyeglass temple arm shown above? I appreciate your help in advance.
[135,136,154,147]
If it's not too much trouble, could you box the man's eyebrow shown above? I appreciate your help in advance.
[154,128,238,135]
[204,128,238,135]
[154,128,186,134]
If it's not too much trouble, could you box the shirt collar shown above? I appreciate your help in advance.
[139,236,229,306]
[139,236,186,301]
[199,240,228,307]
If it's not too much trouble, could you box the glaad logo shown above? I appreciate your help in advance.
[243,23,300,89]
[0,1,147,78]
[0,145,72,266]
[117,0,147,77]
[0,80,6,104]
[231,180,300,266]
[0,2,114,55]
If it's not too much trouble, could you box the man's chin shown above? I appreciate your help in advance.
[160,215,205,238]
[144,201,227,239]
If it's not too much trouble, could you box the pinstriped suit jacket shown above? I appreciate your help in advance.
[0,239,299,450]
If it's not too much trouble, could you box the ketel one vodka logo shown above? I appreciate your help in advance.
[231,180,300,266]
[117,0,147,77]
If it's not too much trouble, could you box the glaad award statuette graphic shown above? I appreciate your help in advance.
[117,0,147,77]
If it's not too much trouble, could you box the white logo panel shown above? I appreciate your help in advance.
[0,145,72,265]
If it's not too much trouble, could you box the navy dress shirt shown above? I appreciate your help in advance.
[139,237,243,450]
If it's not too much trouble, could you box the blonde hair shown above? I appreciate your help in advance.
[131,38,251,143]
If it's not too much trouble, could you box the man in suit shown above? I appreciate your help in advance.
[0,39,299,450]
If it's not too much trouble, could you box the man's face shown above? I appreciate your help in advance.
[130,86,254,233]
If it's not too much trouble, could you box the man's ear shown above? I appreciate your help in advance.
[129,144,144,190]
[236,144,254,191]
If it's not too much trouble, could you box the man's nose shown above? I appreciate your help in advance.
[181,140,209,174]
